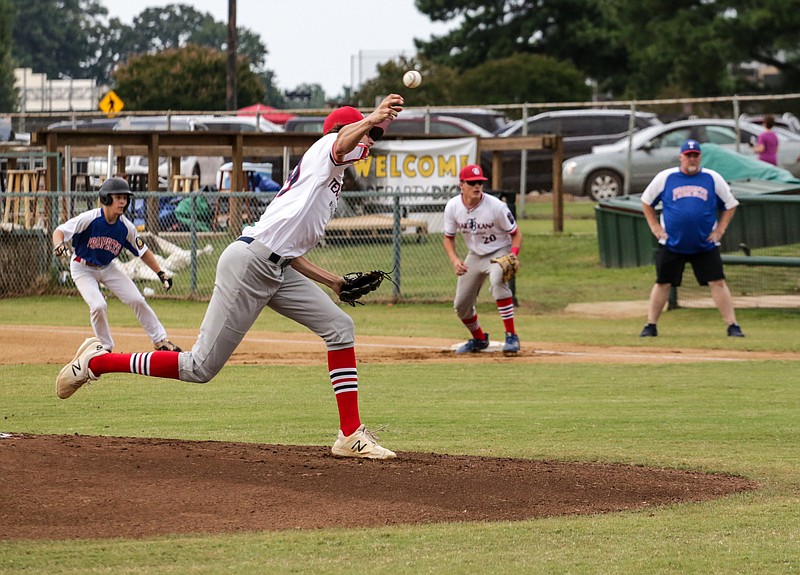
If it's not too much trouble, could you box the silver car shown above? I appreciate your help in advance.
[562,118,800,200]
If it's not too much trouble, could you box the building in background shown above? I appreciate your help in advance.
[14,68,100,113]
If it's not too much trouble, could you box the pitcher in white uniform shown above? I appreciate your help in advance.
[56,95,405,460]
[443,164,522,354]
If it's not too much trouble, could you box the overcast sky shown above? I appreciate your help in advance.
[101,0,455,97]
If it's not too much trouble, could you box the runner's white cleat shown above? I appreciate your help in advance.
[56,337,107,399]
[331,424,396,459]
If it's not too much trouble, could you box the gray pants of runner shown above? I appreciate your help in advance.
[178,239,355,383]
[453,248,513,320]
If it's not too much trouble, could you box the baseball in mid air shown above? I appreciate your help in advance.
[403,70,422,89]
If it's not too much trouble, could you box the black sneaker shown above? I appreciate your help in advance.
[727,324,745,337]
[639,324,658,337]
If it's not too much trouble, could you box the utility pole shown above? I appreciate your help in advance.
[226,0,237,111]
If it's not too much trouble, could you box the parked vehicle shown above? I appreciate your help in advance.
[562,118,800,200]
[491,109,662,193]
[283,116,325,133]
[497,109,661,151]
[404,107,510,134]
[166,114,283,133]
[739,112,800,134]
[284,111,494,137]
[383,112,493,137]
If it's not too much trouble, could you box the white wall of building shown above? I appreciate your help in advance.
[14,68,100,112]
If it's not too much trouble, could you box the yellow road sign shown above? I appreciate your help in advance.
[99,90,124,117]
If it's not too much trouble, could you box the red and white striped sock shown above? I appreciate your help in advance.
[328,347,360,436]
[496,297,516,334]
[88,351,181,379]
[461,314,486,340]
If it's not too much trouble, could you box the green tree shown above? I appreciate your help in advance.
[614,0,735,98]
[355,54,587,107]
[718,0,800,92]
[104,4,282,103]
[114,5,268,71]
[414,0,800,97]
[355,57,459,107]
[112,45,264,111]
[415,0,623,90]
[454,53,591,105]
[10,0,108,80]
[0,0,18,111]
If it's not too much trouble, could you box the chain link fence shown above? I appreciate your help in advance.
[0,188,479,304]
[3,93,800,305]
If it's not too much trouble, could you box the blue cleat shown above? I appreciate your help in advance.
[456,333,490,353]
[502,332,520,353]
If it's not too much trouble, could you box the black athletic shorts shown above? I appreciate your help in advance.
[654,245,725,287]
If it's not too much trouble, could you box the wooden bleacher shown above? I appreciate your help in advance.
[325,215,428,243]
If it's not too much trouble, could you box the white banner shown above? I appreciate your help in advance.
[351,137,478,206]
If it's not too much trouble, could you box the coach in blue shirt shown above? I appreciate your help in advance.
[638,139,744,337]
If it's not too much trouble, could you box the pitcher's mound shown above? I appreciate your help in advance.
[0,434,757,541]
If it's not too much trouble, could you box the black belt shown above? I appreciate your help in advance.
[237,236,292,268]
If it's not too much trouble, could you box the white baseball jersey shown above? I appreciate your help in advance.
[241,133,369,257]
[443,193,518,256]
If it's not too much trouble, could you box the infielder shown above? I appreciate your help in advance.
[56,95,404,460]
[52,177,181,353]
[444,164,522,354]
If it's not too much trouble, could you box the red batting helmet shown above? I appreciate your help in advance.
[323,106,364,135]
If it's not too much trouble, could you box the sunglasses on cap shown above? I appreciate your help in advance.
[463,180,484,186]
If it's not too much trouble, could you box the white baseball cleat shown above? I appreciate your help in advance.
[331,424,396,459]
[56,337,107,399]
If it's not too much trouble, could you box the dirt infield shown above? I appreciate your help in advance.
[5,324,800,367]
[1,324,775,541]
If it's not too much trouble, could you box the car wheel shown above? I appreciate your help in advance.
[585,169,623,201]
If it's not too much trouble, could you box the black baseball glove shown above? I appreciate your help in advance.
[339,269,395,306]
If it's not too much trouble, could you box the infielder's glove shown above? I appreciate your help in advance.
[339,269,395,307]
[491,253,520,283]
[53,241,71,258]
[157,270,173,291]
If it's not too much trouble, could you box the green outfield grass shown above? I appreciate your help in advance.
[2,355,800,574]
[2,198,799,573]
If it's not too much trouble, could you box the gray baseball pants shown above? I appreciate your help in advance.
[453,248,513,320]
[178,238,355,383]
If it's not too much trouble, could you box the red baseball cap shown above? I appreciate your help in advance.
[323,106,364,135]
[459,164,488,181]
